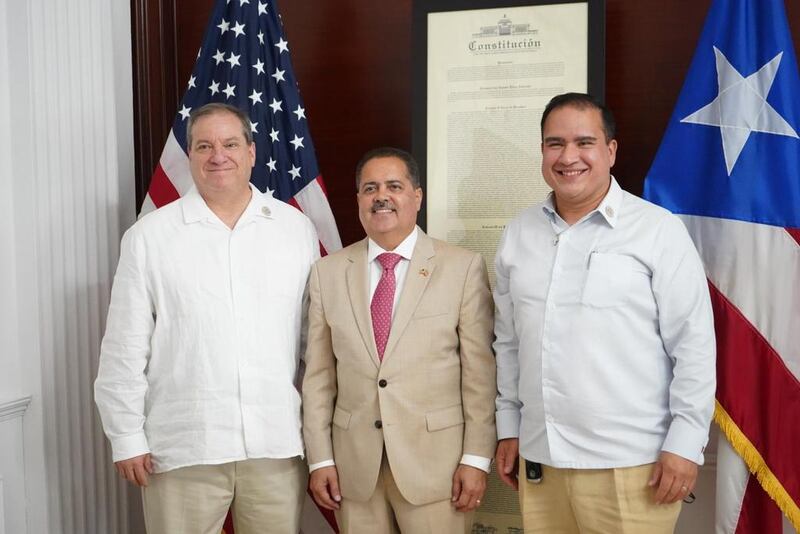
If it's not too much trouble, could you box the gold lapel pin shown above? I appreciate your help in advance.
[419,268,429,277]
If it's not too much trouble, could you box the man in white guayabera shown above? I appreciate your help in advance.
[95,103,318,534]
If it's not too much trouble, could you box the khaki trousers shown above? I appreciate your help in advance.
[142,457,307,534]
[335,455,472,534]
[519,461,681,534]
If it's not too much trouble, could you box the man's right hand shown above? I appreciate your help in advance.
[495,438,520,491]
[309,466,342,510]
[114,453,154,487]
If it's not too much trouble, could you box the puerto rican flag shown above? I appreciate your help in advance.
[141,1,340,532]
[644,0,799,532]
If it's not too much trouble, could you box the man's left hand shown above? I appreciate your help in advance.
[648,451,699,504]
[451,464,487,512]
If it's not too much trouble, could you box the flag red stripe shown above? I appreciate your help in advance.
[316,174,330,196]
[735,475,783,534]
[306,490,340,533]
[319,509,339,532]
[786,227,800,247]
[222,512,234,533]
[711,282,800,503]
[148,164,181,208]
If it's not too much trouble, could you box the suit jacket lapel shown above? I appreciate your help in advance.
[383,231,436,361]
[346,239,381,369]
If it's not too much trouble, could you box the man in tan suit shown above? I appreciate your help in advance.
[302,147,496,533]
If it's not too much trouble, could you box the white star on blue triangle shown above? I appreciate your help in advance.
[681,47,798,175]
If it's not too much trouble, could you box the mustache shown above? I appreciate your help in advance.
[370,200,396,212]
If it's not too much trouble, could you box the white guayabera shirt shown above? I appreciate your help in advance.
[95,185,319,473]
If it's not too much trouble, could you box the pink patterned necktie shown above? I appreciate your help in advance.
[371,252,403,361]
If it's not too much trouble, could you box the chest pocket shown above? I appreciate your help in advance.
[582,252,648,308]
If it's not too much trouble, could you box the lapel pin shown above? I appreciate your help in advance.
[261,206,271,217]
[419,268,429,277]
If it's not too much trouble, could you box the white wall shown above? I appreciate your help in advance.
[0,0,35,531]
[0,0,140,532]
[0,0,24,409]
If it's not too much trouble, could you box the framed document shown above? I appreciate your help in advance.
[412,0,605,283]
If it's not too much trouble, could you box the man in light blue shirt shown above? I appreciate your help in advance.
[493,93,716,533]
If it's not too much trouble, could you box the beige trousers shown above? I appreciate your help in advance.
[142,457,307,534]
[335,455,472,534]
[519,461,682,534]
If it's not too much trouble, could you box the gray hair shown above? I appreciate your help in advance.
[186,102,253,148]
[355,147,421,190]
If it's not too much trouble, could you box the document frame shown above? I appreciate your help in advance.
[412,0,606,236]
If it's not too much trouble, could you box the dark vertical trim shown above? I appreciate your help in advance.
[588,0,606,102]
[130,0,180,212]
[131,0,150,212]
[411,2,428,230]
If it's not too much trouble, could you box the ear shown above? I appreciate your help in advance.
[415,187,423,212]
[248,142,256,167]
[607,139,618,168]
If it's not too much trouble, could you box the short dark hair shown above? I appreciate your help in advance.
[540,92,616,142]
[186,102,253,148]
[355,147,421,190]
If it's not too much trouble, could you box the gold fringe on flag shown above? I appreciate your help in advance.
[715,400,800,529]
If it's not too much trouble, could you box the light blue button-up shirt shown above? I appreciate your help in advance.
[494,178,715,468]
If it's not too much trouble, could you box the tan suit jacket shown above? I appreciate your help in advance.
[302,230,496,505]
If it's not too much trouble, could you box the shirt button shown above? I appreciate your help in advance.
[378,379,387,388]
[374,420,383,429]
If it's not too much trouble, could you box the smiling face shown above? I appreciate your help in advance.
[188,110,256,199]
[541,105,617,223]
[356,156,422,250]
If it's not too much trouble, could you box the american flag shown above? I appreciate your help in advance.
[644,0,800,531]
[142,0,341,258]
[142,1,341,532]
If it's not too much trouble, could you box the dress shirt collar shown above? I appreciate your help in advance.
[595,176,623,228]
[241,184,277,222]
[542,176,624,229]
[182,183,273,225]
[367,226,418,263]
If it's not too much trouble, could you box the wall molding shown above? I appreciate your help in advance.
[0,396,31,423]
[131,0,181,211]
[0,475,5,534]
